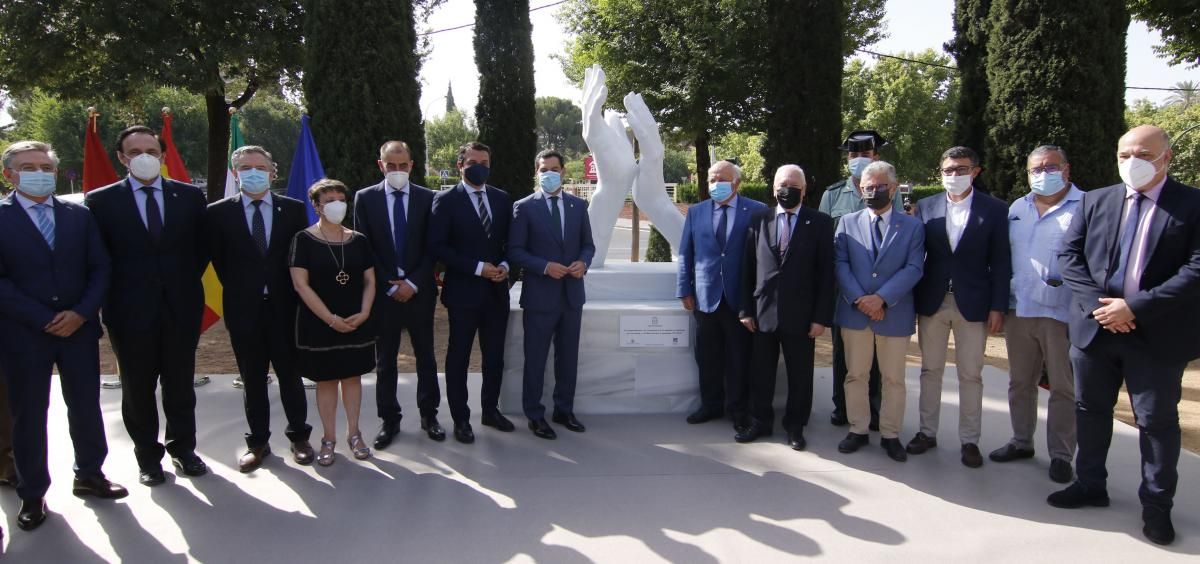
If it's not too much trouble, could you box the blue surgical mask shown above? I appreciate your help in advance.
[709,181,733,202]
[1029,171,1066,197]
[17,171,57,197]
[539,171,562,194]
[463,163,490,187]
[238,169,271,194]
[848,157,872,178]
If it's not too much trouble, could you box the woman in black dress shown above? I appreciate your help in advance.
[289,179,376,466]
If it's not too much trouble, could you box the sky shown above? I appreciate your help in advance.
[416,0,1199,121]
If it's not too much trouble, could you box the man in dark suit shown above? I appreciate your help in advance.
[354,140,444,447]
[429,142,515,443]
[0,141,127,532]
[736,165,834,450]
[907,146,1011,468]
[85,125,209,486]
[508,150,596,439]
[1049,125,1200,546]
[207,145,313,472]
[676,161,768,430]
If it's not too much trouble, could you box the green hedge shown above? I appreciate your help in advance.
[676,181,772,205]
[646,226,673,262]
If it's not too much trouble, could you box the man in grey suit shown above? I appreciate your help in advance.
[508,150,596,439]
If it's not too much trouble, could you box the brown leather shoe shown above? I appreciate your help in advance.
[238,445,271,473]
[291,440,315,466]
[961,443,984,468]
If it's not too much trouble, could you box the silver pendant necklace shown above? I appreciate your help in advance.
[319,226,349,285]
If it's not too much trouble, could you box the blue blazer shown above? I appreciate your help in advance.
[1059,179,1200,362]
[676,196,767,313]
[0,194,110,343]
[913,190,1011,321]
[834,209,925,336]
[429,182,512,309]
[353,180,437,305]
[508,191,596,312]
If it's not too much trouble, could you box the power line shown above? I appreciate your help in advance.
[420,0,568,37]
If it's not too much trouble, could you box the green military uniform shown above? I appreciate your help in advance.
[818,177,901,225]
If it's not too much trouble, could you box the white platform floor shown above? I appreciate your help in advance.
[4,365,1197,562]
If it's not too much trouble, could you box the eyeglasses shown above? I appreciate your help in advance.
[939,166,974,176]
[860,184,889,193]
[776,185,803,191]
[1027,164,1064,175]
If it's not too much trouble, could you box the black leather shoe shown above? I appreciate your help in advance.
[734,422,773,443]
[16,498,47,531]
[481,409,515,432]
[838,432,869,453]
[373,421,401,450]
[829,411,849,426]
[72,475,129,499]
[291,440,315,465]
[687,408,723,424]
[171,453,208,477]
[989,443,1035,463]
[552,411,586,433]
[1143,506,1175,546]
[454,422,475,444]
[905,432,937,455]
[1047,482,1110,509]
[421,417,447,442]
[139,468,166,487]
[528,419,557,440]
[1049,458,1073,484]
[787,430,806,451]
[961,443,984,468]
[881,438,907,462]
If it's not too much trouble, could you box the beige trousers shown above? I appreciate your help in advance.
[1003,313,1076,461]
[917,293,987,445]
[842,327,909,439]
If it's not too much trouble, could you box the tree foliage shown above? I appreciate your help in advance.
[1126,99,1200,187]
[946,0,991,158]
[1128,0,1200,67]
[425,109,478,175]
[534,96,587,157]
[1165,80,1199,109]
[474,0,538,200]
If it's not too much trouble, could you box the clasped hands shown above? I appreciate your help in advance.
[329,311,368,334]
[481,263,509,283]
[855,294,886,322]
[44,310,86,337]
[545,261,587,280]
[1093,297,1136,333]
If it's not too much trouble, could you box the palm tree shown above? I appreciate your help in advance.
[1165,80,1198,109]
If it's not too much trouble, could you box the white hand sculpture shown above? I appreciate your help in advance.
[582,65,637,268]
[624,92,682,256]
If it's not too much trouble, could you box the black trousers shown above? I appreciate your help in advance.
[445,300,509,423]
[375,296,440,423]
[693,300,752,421]
[521,298,582,420]
[109,308,200,470]
[831,323,881,421]
[749,329,815,433]
[229,297,311,448]
[1072,331,1187,511]
[0,374,15,481]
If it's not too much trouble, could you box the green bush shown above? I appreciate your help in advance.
[676,182,699,203]
[911,185,942,202]
[675,181,773,206]
[646,226,673,262]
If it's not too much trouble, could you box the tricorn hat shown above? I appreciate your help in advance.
[838,130,888,152]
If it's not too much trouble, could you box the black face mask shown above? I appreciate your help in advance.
[775,187,803,209]
[864,189,891,210]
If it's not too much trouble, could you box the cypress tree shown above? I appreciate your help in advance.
[759,0,844,207]
[984,0,1128,199]
[473,0,538,200]
[946,0,991,159]
[446,83,457,113]
[303,0,426,195]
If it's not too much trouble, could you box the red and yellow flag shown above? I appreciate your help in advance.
[82,109,118,192]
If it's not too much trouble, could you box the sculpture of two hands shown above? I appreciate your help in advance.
[581,65,684,268]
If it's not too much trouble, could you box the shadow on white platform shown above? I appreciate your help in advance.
[4,366,1198,562]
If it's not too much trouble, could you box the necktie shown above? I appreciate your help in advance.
[873,215,884,257]
[251,200,268,255]
[34,203,55,249]
[142,186,163,242]
[549,195,562,238]
[780,212,793,256]
[716,205,729,250]
[392,190,407,268]
[475,190,492,237]
[1108,193,1146,297]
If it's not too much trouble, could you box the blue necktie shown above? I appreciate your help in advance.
[872,215,883,258]
[392,190,407,269]
[34,203,55,249]
[251,200,268,255]
[716,205,729,251]
[142,186,163,242]
[1108,193,1145,297]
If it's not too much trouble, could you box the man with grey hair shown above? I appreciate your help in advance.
[989,145,1080,484]
[0,140,127,531]
[677,160,767,430]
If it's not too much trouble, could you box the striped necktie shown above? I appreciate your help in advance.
[475,190,492,237]
[34,203,55,249]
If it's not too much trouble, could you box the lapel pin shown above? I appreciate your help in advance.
[805,220,811,225]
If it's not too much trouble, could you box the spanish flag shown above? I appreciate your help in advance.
[82,108,118,192]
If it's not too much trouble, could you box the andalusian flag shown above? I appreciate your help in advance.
[223,110,245,198]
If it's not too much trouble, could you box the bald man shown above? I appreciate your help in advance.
[1049,125,1200,546]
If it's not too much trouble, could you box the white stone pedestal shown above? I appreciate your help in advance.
[502,261,700,415]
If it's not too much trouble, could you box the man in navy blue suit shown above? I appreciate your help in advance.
[429,142,515,443]
[907,146,1011,469]
[1048,125,1200,546]
[0,141,127,532]
[508,150,595,439]
[354,141,444,448]
[676,160,768,430]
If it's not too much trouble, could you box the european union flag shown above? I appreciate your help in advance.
[286,114,326,224]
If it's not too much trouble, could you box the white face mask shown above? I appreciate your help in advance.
[128,153,161,181]
[322,200,348,224]
[1118,153,1165,191]
[386,171,409,190]
[942,174,972,195]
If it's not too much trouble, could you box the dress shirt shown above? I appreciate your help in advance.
[15,190,54,232]
[536,188,566,235]
[711,195,739,241]
[774,204,798,248]
[129,175,165,228]
[946,188,974,252]
[1122,176,1167,298]
[466,184,508,277]
[863,206,892,247]
[386,183,419,294]
[241,191,274,243]
[1008,185,1082,323]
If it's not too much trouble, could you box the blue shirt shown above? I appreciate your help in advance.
[241,191,274,244]
[1007,185,1083,323]
[128,175,165,229]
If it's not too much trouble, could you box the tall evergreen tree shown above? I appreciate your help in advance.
[946,0,991,159]
[474,0,538,200]
[984,0,1128,199]
[446,83,457,113]
[760,0,844,207]
[304,0,426,196]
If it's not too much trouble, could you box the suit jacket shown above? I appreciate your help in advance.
[85,178,208,334]
[739,207,835,333]
[913,190,1011,321]
[676,196,768,313]
[508,191,596,312]
[353,180,437,305]
[1059,178,1200,362]
[834,209,925,336]
[206,193,308,335]
[429,182,512,309]
[0,194,110,344]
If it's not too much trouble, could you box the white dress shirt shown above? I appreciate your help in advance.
[774,204,797,248]
[946,189,974,252]
[386,183,419,293]
[536,188,566,236]
[863,207,892,251]
[466,184,508,277]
